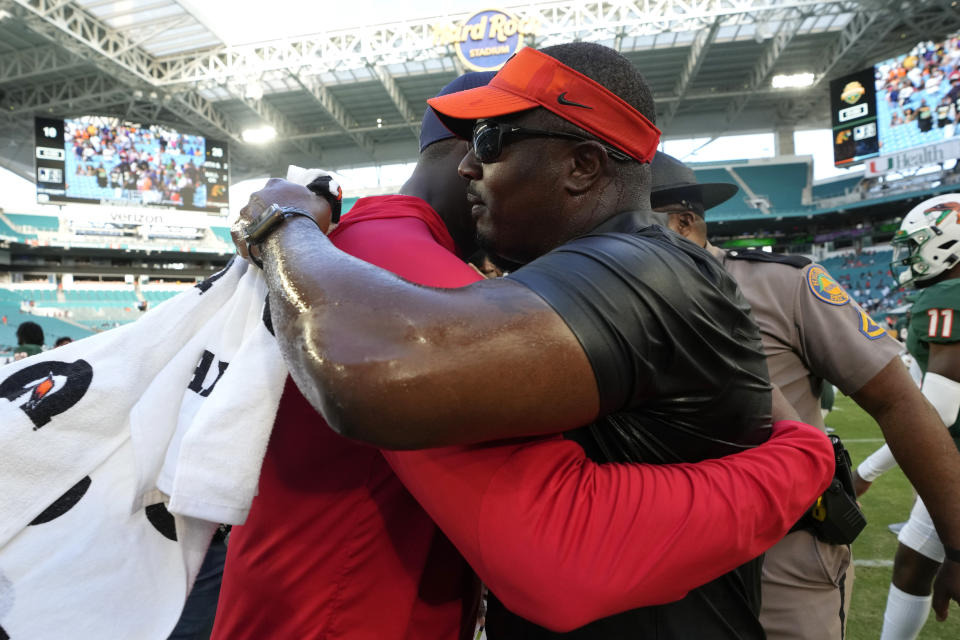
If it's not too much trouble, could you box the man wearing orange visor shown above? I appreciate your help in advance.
[230,43,841,638]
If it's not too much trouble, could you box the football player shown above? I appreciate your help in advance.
[857,194,960,638]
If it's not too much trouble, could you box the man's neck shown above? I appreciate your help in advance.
[398,168,432,209]
[399,167,472,259]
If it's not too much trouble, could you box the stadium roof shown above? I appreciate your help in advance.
[1,0,958,183]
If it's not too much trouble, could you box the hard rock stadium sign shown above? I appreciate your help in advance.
[431,9,541,72]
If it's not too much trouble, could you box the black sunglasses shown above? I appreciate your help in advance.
[471,119,632,164]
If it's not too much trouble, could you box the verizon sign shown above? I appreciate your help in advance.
[64,206,216,228]
[865,139,960,177]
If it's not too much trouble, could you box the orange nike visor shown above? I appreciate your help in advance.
[427,47,660,163]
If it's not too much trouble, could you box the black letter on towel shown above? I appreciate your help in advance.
[145,503,178,541]
[0,360,93,430]
[29,476,92,525]
[188,350,229,398]
[262,294,274,336]
[194,256,235,294]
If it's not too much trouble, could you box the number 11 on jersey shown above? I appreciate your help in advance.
[928,308,954,338]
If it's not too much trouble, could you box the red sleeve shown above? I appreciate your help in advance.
[384,420,834,632]
[331,215,484,288]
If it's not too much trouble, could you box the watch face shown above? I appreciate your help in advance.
[245,204,284,243]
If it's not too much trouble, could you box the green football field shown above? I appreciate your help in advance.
[830,393,960,639]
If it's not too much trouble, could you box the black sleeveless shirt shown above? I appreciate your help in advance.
[492,211,772,639]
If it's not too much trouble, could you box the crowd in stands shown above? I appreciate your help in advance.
[66,119,206,208]
[820,249,908,314]
[876,34,960,144]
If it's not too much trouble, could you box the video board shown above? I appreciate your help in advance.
[34,116,230,215]
[874,32,960,157]
[832,31,960,167]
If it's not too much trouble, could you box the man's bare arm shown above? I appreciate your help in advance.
[243,180,599,449]
[851,351,960,619]
[852,357,960,548]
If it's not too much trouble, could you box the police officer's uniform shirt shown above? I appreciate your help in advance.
[495,213,772,639]
[906,278,960,449]
[715,248,901,431]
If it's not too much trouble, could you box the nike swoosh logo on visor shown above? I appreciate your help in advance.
[557,92,592,109]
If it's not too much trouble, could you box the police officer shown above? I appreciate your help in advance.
[652,152,960,639]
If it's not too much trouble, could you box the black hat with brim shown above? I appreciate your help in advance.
[650,151,739,214]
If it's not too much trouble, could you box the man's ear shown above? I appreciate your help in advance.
[564,142,609,194]
[672,212,698,237]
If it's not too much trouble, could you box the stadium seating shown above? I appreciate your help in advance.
[812,176,863,200]
[690,160,815,221]
[819,249,907,314]
[0,301,94,353]
[0,284,150,338]
[9,288,58,304]
[62,306,140,331]
[693,155,960,223]
[342,197,359,216]
[5,214,60,232]
[0,217,38,243]
[62,288,139,305]
[210,227,233,245]
[736,164,807,210]
[141,288,186,305]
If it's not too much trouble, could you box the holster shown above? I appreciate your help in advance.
[791,435,867,545]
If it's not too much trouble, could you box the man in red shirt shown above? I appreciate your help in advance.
[214,71,834,640]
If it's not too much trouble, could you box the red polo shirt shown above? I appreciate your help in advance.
[212,196,484,640]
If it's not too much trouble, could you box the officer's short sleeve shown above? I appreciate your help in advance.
[795,264,901,395]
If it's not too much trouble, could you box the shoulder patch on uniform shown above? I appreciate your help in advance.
[726,249,812,268]
[856,306,887,340]
[806,265,850,306]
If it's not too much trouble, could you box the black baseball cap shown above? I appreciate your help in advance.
[419,71,497,152]
[650,151,739,215]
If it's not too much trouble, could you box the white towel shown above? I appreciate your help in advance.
[0,167,341,638]
[0,257,285,536]
[0,257,288,638]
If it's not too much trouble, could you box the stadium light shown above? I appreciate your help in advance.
[242,126,277,144]
[244,82,264,101]
[771,73,815,89]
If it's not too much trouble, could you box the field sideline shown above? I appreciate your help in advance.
[831,393,960,639]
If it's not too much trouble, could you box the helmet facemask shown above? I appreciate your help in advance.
[891,196,960,288]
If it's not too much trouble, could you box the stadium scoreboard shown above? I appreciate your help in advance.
[830,67,880,167]
[34,116,230,215]
[831,30,960,168]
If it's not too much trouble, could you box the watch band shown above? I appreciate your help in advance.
[945,545,960,563]
[243,203,319,268]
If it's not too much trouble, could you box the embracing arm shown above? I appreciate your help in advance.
[243,180,598,449]
[851,356,960,550]
[383,419,833,631]
[851,345,960,620]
